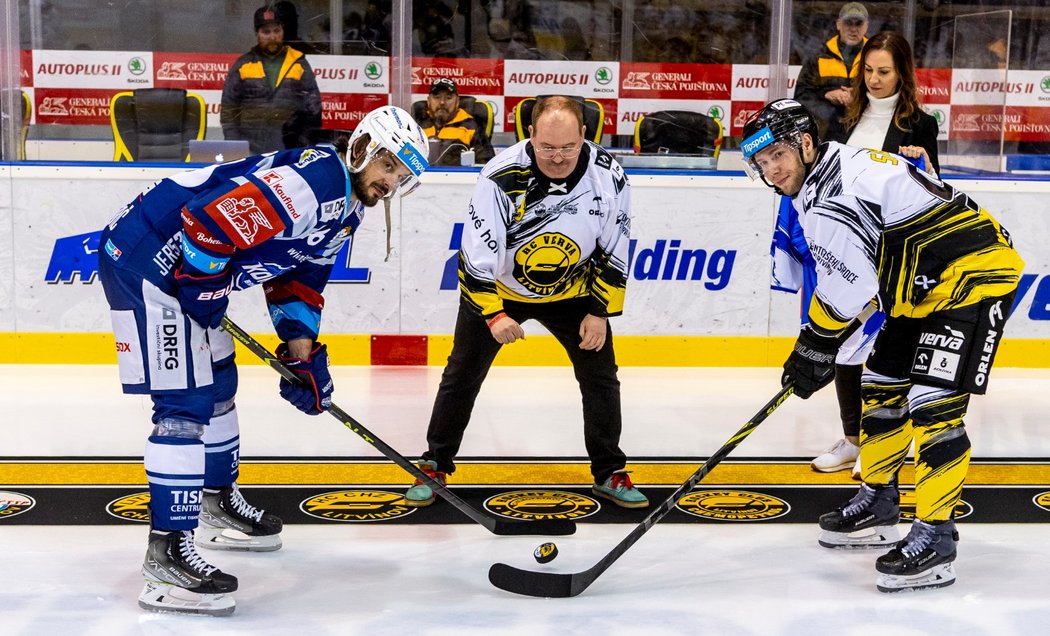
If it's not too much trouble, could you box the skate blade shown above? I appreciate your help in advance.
[195,526,282,552]
[138,580,236,616]
[876,562,956,593]
[818,525,901,549]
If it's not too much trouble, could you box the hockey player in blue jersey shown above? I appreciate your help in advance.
[98,105,429,616]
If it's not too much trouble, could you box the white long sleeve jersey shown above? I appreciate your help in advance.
[458,139,631,318]
[795,142,1023,336]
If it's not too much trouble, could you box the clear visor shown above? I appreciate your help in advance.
[741,156,763,181]
[392,172,422,198]
[349,145,427,199]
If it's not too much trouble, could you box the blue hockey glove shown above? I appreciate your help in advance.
[782,327,839,399]
[174,266,232,330]
[276,342,334,415]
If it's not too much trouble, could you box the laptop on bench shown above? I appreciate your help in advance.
[189,139,252,164]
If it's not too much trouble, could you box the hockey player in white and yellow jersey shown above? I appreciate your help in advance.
[404,95,649,510]
[742,99,1024,592]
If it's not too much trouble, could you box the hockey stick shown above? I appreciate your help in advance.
[221,316,575,537]
[488,385,794,597]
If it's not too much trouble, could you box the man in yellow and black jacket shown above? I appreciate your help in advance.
[793,2,869,142]
[417,78,495,166]
[221,4,322,154]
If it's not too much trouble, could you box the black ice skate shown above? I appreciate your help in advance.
[197,483,283,552]
[818,483,901,549]
[139,528,238,616]
[875,519,959,593]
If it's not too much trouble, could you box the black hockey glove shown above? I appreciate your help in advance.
[782,327,839,399]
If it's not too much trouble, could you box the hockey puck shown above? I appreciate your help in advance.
[533,542,558,564]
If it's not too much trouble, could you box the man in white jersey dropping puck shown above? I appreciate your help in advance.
[404,95,648,510]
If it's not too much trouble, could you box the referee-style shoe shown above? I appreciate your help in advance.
[593,470,649,509]
[403,460,445,508]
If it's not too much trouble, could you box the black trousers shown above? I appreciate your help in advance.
[422,297,627,483]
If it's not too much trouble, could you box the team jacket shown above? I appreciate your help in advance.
[420,107,495,166]
[100,146,362,342]
[794,142,1024,338]
[794,35,865,142]
[220,46,322,154]
[459,139,631,318]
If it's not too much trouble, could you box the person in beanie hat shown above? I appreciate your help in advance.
[221,3,322,154]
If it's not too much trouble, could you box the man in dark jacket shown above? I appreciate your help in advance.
[415,78,495,166]
[221,4,322,154]
[793,2,869,142]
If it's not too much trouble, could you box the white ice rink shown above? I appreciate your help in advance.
[2,364,1049,635]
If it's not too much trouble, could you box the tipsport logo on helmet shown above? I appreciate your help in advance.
[740,126,774,158]
[399,145,428,176]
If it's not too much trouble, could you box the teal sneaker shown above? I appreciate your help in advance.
[403,460,446,508]
[592,470,649,509]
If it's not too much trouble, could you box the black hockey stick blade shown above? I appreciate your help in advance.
[221,316,575,537]
[489,563,576,598]
[488,386,794,597]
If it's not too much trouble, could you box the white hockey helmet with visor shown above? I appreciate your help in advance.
[347,105,430,197]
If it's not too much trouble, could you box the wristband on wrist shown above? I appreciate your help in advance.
[486,312,508,328]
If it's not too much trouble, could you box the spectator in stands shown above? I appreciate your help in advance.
[221,4,322,154]
[794,2,869,142]
[807,30,940,478]
[415,78,495,166]
[844,31,939,173]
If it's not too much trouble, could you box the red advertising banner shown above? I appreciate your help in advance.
[322,93,390,130]
[14,50,1050,145]
[21,50,32,87]
[34,88,118,126]
[412,57,504,96]
[620,63,732,100]
[153,53,237,90]
[952,105,1050,142]
[916,67,952,105]
[729,101,765,137]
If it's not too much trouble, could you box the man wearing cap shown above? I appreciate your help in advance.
[221,3,322,154]
[794,2,870,142]
[415,77,495,166]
